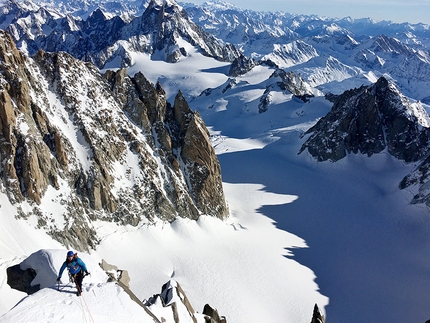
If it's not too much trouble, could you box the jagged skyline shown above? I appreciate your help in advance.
[2,0,430,322]
[186,0,430,24]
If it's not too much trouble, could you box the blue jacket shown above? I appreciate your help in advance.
[58,257,88,277]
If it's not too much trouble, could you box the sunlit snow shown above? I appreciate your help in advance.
[2,34,430,323]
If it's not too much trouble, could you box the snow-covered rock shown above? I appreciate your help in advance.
[299,76,430,162]
[3,249,224,323]
[0,30,228,250]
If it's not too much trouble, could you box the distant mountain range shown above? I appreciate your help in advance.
[183,0,430,102]
[3,1,430,322]
[2,0,429,101]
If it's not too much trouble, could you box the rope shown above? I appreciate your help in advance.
[74,274,96,323]
[58,282,71,292]
[78,295,88,323]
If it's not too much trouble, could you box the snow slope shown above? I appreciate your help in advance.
[0,249,209,323]
[2,40,430,323]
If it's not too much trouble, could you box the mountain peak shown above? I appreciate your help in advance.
[88,7,107,20]
[148,0,182,10]
[0,31,228,250]
[299,76,430,162]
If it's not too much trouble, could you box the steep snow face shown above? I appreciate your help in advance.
[383,81,430,128]
[297,55,363,88]
[408,101,430,127]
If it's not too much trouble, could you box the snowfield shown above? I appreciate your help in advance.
[1,28,430,323]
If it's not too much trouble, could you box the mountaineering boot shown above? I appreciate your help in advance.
[77,291,81,296]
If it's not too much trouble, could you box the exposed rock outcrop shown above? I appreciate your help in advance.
[6,250,226,323]
[399,152,430,207]
[229,55,258,77]
[259,69,314,113]
[299,76,430,208]
[310,303,325,323]
[203,304,227,323]
[299,76,430,162]
[172,91,228,218]
[0,30,228,250]
[99,259,130,288]
[145,279,227,323]
[6,265,39,295]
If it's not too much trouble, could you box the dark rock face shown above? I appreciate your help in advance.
[6,265,39,294]
[173,91,228,218]
[146,280,227,323]
[299,76,430,162]
[229,55,258,77]
[299,76,430,208]
[400,153,430,207]
[310,303,325,323]
[203,304,227,323]
[0,30,228,251]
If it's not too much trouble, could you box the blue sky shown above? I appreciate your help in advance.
[184,0,430,24]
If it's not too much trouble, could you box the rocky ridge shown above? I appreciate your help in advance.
[299,76,430,162]
[258,68,315,113]
[299,76,430,207]
[6,250,227,323]
[0,29,228,251]
[5,249,324,323]
[1,0,241,68]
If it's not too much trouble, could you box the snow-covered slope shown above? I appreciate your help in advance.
[0,38,327,323]
[2,1,430,323]
[1,249,215,323]
[186,62,430,323]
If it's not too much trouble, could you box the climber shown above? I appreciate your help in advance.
[57,250,89,296]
